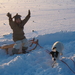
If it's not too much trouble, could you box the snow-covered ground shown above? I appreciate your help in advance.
[0,0,75,75]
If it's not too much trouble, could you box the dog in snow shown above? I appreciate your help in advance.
[49,41,64,67]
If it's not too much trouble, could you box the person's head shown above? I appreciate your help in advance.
[13,13,21,24]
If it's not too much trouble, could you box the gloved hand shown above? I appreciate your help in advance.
[7,12,12,18]
[28,10,31,16]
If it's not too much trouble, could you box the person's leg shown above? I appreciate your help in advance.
[12,40,22,54]
[22,39,28,53]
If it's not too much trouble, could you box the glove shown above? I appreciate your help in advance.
[28,10,31,16]
[7,12,12,18]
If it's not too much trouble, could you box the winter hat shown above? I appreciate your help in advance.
[13,13,21,20]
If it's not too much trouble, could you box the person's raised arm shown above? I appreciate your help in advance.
[7,12,12,21]
[7,12,14,29]
[22,10,31,25]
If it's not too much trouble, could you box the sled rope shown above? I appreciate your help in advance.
[61,59,75,74]
[70,58,75,67]
[46,49,75,74]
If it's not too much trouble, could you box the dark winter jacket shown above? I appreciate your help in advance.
[8,14,30,42]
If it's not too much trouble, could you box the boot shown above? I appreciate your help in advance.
[22,47,28,54]
[12,48,19,55]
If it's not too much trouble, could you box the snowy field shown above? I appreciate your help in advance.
[0,0,75,75]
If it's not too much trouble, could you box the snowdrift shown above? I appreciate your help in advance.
[0,31,75,75]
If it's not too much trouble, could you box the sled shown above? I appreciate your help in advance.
[0,38,42,55]
[0,44,14,54]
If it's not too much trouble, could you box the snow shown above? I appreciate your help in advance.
[0,0,75,75]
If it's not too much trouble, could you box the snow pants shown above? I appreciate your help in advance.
[12,39,28,54]
[13,38,28,49]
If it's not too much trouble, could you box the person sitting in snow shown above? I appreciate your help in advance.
[7,10,31,55]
